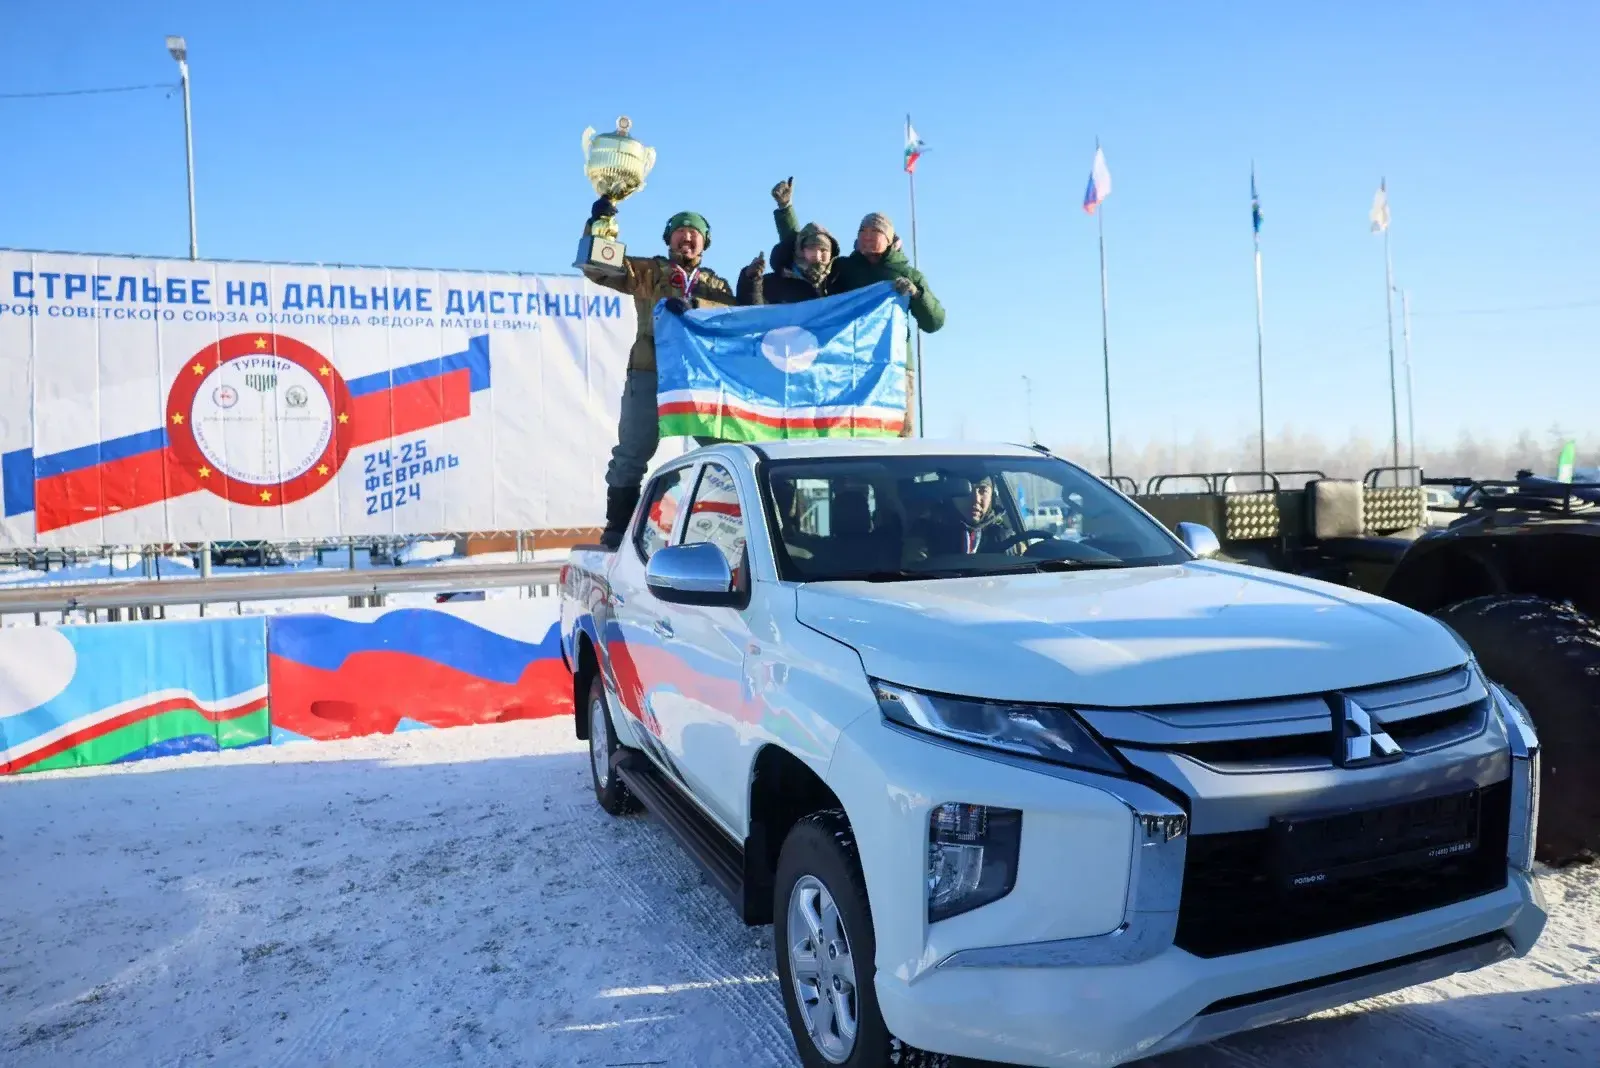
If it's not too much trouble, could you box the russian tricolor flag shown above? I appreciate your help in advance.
[1083,146,1112,214]
[904,116,927,174]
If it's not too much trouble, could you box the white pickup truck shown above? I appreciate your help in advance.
[557,440,1546,1068]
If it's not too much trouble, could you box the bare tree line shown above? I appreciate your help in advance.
[1043,426,1588,489]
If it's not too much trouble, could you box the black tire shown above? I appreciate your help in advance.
[773,811,948,1068]
[585,674,640,816]
[1434,594,1600,866]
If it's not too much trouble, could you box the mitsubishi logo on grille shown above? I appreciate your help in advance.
[1331,695,1403,767]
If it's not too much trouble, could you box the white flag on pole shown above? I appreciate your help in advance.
[1370,179,1391,232]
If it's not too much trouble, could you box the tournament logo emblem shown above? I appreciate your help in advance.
[165,332,355,507]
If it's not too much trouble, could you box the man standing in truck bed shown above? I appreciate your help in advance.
[580,201,737,549]
[769,178,944,434]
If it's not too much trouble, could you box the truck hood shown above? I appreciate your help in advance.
[794,561,1466,707]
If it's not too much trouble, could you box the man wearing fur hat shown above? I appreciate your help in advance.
[735,218,841,305]
[580,199,737,549]
[768,179,944,435]
[769,178,944,334]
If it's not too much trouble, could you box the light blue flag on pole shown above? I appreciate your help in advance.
[653,281,910,440]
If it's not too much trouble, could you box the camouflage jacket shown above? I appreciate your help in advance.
[583,254,735,372]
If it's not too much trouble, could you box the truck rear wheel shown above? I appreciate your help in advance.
[1433,594,1600,866]
[586,674,640,817]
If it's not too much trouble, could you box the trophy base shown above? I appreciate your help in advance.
[575,234,627,276]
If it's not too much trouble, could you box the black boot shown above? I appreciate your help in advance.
[599,485,640,550]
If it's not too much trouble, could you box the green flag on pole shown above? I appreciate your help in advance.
[1556,441,1577,483]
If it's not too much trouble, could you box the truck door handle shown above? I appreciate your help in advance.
[653,619,674,639]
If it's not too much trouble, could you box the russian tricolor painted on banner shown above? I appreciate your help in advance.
[266,603,567,742]
[0,333,492,535]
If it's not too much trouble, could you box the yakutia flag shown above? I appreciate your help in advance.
[653,282,910,441]
[1083,146,1112,213]
[904,117,926,173]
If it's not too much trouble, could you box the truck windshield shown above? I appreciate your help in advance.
[760,454,1189,582]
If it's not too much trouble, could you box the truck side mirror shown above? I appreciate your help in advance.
[1176,522,1222,559]
[646,543,742,607]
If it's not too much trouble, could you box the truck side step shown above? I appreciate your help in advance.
[614,750,746,913]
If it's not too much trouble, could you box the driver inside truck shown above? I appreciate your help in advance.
[903,471,1015,560]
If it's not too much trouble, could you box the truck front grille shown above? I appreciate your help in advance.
[1173,779,1511,958]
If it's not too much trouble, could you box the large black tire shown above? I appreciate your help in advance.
[585,674,641,817]
[1434,594,1600,866]
[773,811,949,1068]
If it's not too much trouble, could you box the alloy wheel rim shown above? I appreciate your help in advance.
[787,874,858,1063]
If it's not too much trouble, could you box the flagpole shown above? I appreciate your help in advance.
[1095,139,1113,479]
[907,151,925,438]
[1401,288,1416,475]
[1381,185,1401,475]
[1252,163,1266,477]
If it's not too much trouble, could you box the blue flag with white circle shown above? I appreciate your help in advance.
[653,282,910,440]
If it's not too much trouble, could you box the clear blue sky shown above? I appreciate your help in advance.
[2,1,1596,456]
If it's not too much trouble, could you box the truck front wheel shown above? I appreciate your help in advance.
[586,674,640,817]
[774,811,947,1068]
[1434,594,1600,866]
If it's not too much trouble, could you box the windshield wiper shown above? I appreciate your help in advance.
[989,559,1127,574]
[853,567,988,582]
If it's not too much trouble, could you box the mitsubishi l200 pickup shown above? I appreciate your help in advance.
[558,440,1546,1068]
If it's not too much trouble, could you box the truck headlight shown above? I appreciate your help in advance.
[872,681,1122,775]
[927,802,1022,923]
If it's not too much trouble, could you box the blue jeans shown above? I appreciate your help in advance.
[604,369,718,491]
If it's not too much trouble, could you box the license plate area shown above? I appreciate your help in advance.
[1270,787,1481,890]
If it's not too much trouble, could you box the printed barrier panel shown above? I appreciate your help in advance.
[0,616,269,774]
[267,599,566,742]
[0,250,635,548]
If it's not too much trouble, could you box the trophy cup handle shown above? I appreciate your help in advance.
[581,126,595,159]
[642,145,657,178]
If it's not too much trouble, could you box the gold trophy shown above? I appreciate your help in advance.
[575,116,657,276]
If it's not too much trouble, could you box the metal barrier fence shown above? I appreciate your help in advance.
[0,561,564,624]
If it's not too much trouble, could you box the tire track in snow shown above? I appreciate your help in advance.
[266,1001,340,1068]
[569,802,794,1065]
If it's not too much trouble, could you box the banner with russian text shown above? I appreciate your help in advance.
[0,249,638,547]
[653,282,909,441]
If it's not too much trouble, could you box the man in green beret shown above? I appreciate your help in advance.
[580,201,737,549]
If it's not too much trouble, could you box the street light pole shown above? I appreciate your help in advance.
[166,35,197,260]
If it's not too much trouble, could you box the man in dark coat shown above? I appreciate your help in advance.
[767,179,945,435]
[735,219,841,305]
[903,473,1017,562]
[769,178,945,333]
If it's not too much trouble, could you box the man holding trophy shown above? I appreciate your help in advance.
[575,117,738,550]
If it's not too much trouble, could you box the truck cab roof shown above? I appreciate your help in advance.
[683,439,1049,464]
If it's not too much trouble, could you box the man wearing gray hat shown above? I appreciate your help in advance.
[768,179,944,435]
[769,178,945,334]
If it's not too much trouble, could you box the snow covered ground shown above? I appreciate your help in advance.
[1,720,1594,1068]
